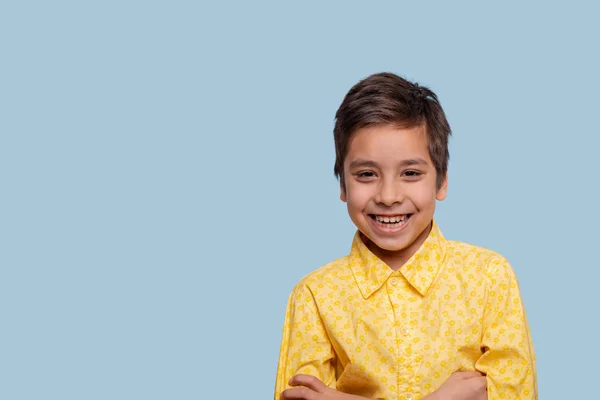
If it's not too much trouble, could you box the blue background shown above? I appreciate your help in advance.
[1,1,598,399]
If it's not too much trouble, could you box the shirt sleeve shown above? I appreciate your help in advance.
[274,283,336,400]
[476,256,538,399]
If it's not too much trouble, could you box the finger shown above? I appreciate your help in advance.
[280,386,317,400]
[289,374,328,393]
[465,376,488,391]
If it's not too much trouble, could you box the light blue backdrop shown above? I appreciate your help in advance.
[2,1,598,399]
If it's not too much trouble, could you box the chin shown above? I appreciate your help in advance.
[369,238,412,252]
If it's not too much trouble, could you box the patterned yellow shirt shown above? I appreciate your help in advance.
[275,222,536,400]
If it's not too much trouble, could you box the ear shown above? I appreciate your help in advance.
[436,173,448,201]
[340,182,347,202]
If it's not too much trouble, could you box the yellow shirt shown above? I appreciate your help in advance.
[275,222,537,400]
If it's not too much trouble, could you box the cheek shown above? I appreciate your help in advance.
[410,186,438,209]
[345,184,372,210]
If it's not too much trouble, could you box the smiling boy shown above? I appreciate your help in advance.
[275,73,537,400]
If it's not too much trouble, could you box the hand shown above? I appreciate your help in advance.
[280,374,373,400]
[423,371,487,400]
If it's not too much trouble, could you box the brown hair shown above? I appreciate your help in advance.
[333,72,451,190]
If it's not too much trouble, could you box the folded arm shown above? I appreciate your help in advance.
[275,284,337,399]
[475,256,537,399]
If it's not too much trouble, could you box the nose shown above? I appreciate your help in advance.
[374,178,403,206]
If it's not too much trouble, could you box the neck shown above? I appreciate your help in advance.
[365,221,433,271]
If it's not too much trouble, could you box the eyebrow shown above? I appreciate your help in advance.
[348,158,428,169]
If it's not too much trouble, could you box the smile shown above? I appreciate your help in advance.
[369,214,412,230]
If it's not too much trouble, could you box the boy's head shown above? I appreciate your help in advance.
[333,73,451,265]
[334,72,450,191]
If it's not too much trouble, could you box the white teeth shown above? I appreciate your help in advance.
[375,215,408,223]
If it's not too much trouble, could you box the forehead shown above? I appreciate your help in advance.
[345,124,432,165]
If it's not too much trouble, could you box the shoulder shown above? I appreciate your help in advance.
[288,255,352,298]
[295,255,351,288]
[444,239,516,281]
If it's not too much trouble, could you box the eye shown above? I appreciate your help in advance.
[355,171,376,180]
[403,170,422,178]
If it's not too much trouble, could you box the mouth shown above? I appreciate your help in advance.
[368,214,412,230]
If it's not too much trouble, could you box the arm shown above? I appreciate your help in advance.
[421,371,487,400]
[280,372,488,400]
[475,256,537,399]
[275,284,337,399]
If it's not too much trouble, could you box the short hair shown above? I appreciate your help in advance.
[333,72,451,190]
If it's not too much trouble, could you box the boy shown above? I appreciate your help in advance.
[275,73,537,400]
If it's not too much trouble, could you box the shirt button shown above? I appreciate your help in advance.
[390,278,399,286]
[405,394,413,400]
[401,326,410,336]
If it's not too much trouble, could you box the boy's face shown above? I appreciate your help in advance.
[341,123,447,266]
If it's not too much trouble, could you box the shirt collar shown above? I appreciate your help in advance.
[349,220,447,299]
